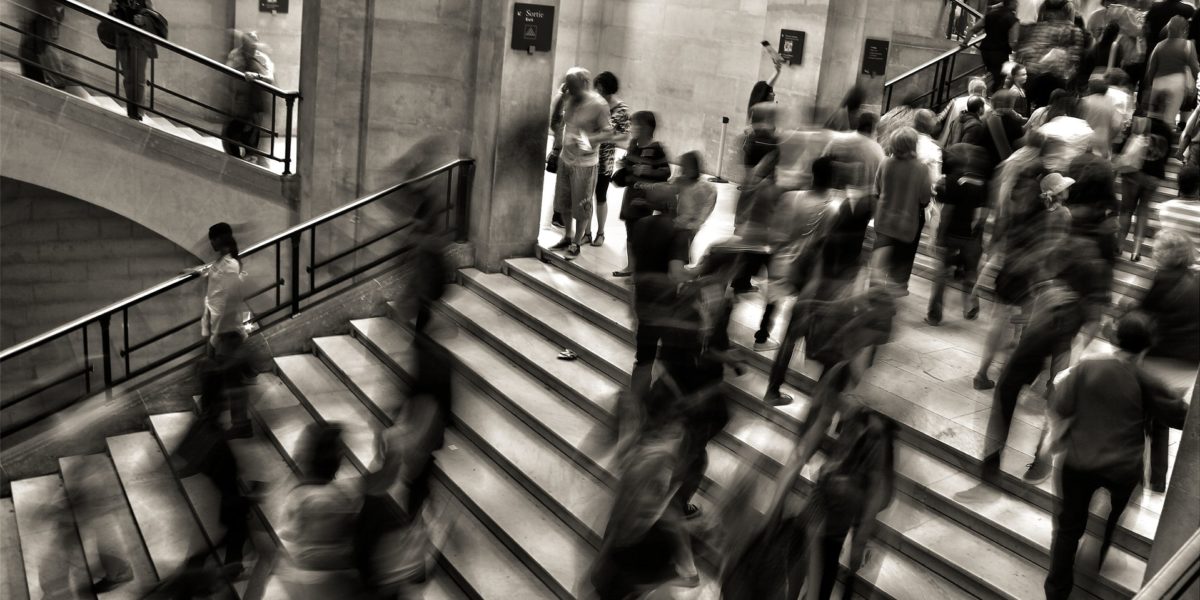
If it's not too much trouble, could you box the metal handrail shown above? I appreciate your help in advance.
[58,0,296,98]
[1135,528,1200,599]
[3,0,301,172]
[884,33,985,88]
[951,0,984,19]
[0,158,475,419]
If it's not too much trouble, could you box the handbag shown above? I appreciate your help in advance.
[1114,126,1148,174]
[545,151,558,174]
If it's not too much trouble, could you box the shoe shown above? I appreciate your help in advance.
[1022,460,1051,484]
[765,392,793,406]
[591,232,605,247]
[551,214,565,228]
[973,374,995,390]
[612,269,632,277]
[753,340,780,352]
[924,316,942,326]
[953,483,997,503]
[566,243,581,258]
[92,576,130,594]
[683,503,702,520]
[550,237,571,250]
[733,285,759,295]
[581,232,593,245]
[1131,251,1141,262]
[964,305,980,321]
[1148,481,1166,493]
[557,349,578,361]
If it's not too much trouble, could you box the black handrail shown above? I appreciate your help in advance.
[946,0,984,43]
[0,158,476,416]
[883,33,987,111]
[2,0,301,173]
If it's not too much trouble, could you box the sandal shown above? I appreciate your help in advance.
[557,349,578,361]
[550,237,571,250]
[612,269,632,277]
[566,243,581,258]
[591,232,605,247]
[581,232,593,245]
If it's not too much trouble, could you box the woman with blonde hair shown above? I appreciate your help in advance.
[1144,15,1199,126]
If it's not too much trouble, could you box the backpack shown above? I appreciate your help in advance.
[815,407,896,520]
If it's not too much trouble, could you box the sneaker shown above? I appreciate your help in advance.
[550,237,571,250]
[953,483,998,503]
[1022,460,1052,484]
[765,392,793,406]
[753,339,780,352]
[683,503,702,520]
[226,422,253,440]
[973,374,995,390]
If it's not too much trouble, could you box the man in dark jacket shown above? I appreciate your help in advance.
[1043,311,1188,600]
[954,96,990,149]
[107,0,160,120]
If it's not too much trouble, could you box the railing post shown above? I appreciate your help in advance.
[455,161,474,243]
[149,58,155,110]
[99,314,113,391]
[283,96,294,175]
[290,232,301,316]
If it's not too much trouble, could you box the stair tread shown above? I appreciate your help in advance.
[0,497,29,600]
[514,255,1164,546]
[106,431,214,581]
[274,354,381,471]
[59,453,158,597]
[312,335,405,418]
[10,474,92,599]
[460,268,1146,596]
[252,372,555,600]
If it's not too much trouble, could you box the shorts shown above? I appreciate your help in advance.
[553,162,598,221]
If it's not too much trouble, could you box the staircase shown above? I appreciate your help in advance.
[5,225,1183,597]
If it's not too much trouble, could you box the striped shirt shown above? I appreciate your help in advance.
[1158,198,1200,259]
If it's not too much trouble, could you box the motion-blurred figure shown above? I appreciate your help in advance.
[870,127,932,294]
[925,143,989,326]
[196,222,252,439]
[224,30,275,165]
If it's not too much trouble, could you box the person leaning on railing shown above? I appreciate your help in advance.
[99,0,166,120]
[224,30,275,165]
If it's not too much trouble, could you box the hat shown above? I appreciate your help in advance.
[1040,172,1075,197]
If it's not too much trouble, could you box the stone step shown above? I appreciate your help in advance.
[352,315,963,600]
[105,431,234,595]
[59,453,158,597]
[276,353,587,598]
[427,278,1142,599]
[523,251,1163,560]
[10,474,92,599]
[0,497,29,600]
[248,372,545,600]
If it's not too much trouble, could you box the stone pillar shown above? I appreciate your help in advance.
[297,0,368,221]
[466,0,560,271]
[1145,377,1200,585]
[814,0,898,120]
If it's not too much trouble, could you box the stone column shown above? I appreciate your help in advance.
[813,0,898,120]
[466,0,560,271]
[1145,377,1200,585]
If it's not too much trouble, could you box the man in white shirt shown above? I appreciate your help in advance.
[549,67,616,258]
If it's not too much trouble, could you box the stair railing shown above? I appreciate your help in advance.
[946,0,985,43]
[0,0,301,174]
[0,158,475,432]
[883,31,988,112]
[1135,528,1200,599]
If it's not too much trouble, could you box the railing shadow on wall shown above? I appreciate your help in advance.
[0,0,301,173]
[0,158,474,434]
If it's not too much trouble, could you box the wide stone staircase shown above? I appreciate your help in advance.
[4,230,1179,598]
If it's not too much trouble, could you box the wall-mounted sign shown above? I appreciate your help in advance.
[259,0,288,13]
[862,38,890,76]
[511,3,555,53]
[778,29,805,65]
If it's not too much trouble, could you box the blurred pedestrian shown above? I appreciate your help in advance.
[1158,164,1200,257]
[1143,16,1198,126]
[638,150,717,256]
[962,0,1021,93]
[193,222,252,439]
[1137,230,1200,364]
[1043,312,1188,600]
[1119,92,1175,262]
[823,85,866,132]
[925,143,989,326]
[823,112,885,195]
[103,0,165,120]
[613,111,671,276]
[870,127,932,294]
[224,30,275,165]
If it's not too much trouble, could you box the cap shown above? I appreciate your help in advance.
[1040,172,1075,197]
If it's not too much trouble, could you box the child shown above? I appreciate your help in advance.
[613,111,671,277]
[638,151,718,258]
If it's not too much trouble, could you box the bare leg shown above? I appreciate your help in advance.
[596,201,608,238]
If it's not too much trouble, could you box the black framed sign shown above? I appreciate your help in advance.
[778,29,805,66]
[259,0,288,13]
[511,3,555,52]
[862,38,890,76]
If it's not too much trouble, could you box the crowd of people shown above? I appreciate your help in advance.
[540,1,1197,598]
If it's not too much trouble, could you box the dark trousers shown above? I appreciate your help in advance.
[981,50,1009,93]
[632,321,665,403]
[596,171,611,206]
[1148,416,1169,489]
[116,45,147,119]
[734,250,772,294]
[926,234,981,321]
[1044,465,1137,600]
[766,301,810,397]
[982,309,1081,482]
[206,332,250,430]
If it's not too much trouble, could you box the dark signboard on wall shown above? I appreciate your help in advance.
[778,29,805,65]
[511,3,555,52]
[259,0,288,13]
[861,38,890,76]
